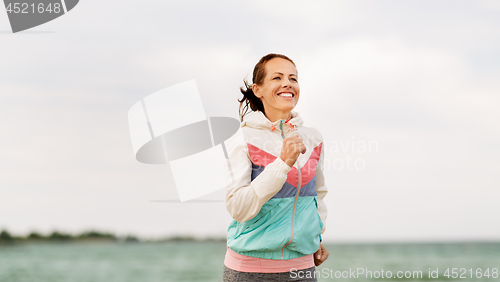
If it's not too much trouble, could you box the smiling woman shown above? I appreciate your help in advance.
[251,57,300,123]
[222,54,329,282]
[238,54,300,123]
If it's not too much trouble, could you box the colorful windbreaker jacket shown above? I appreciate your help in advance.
[224,110,328,260]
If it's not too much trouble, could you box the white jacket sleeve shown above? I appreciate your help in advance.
[224,129,292,223]
[311,129,328,234]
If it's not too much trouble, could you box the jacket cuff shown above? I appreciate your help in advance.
[274,156,292,175]
[251,156,292,202]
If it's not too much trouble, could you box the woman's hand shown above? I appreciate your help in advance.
[280,135,306,167]
[314,243,329,266]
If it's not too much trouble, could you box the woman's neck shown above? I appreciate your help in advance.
[264,111,292,123]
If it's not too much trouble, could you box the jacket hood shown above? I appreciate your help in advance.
[241,110,304,132]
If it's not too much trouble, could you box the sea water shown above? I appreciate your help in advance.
[0,242,499,282]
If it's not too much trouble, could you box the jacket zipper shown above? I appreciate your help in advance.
[278,119,302,259]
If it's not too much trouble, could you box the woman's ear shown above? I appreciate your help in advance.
[252,83,261,98]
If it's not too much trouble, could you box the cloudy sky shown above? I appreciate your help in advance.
[1,0,499,242]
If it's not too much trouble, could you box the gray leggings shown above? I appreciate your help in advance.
[222,265,317,282]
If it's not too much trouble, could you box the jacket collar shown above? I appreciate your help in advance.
[241,110,304,131]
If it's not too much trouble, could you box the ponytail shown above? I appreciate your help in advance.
[238,79,265,122]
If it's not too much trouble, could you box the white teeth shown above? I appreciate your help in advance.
[279,93,293,97]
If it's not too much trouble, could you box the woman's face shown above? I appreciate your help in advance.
[253,58,300,118]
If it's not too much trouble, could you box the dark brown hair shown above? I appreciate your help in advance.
[238,53,296,122]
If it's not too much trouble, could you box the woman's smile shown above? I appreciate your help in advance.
[277,91,295,99]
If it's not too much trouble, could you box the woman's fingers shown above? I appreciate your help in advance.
[280,135,307,167]
[321,244,329,261]
[314,244,329,266]
[314,246,322,266]
[292,135,306,154]
[316,245,322,260]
